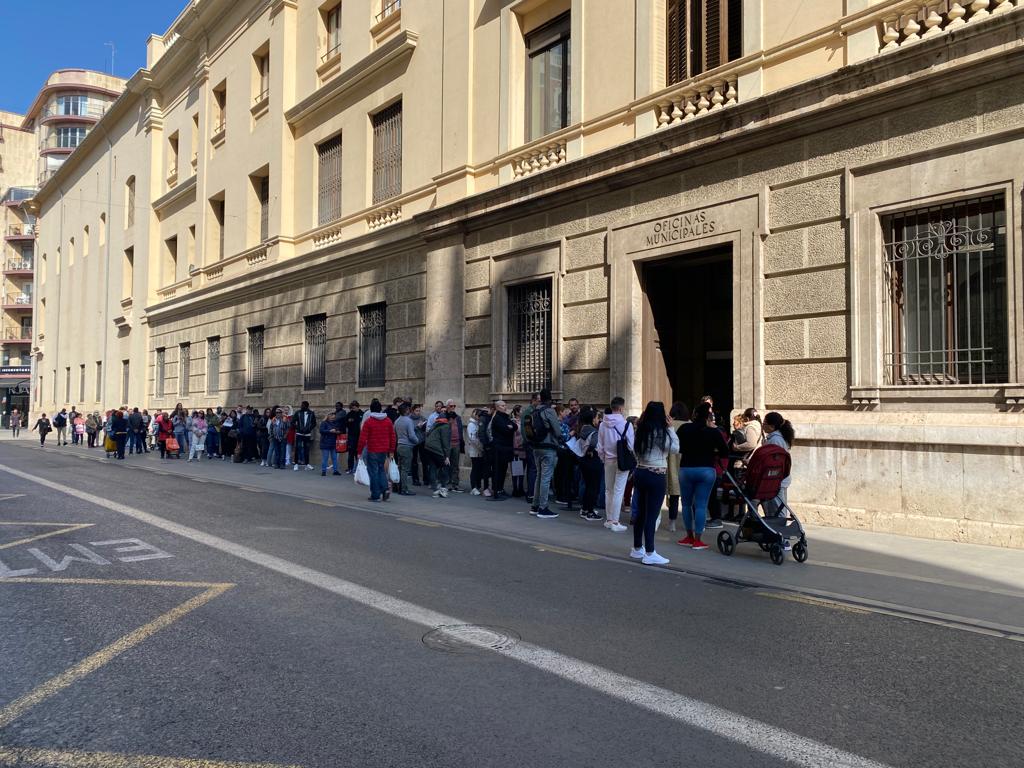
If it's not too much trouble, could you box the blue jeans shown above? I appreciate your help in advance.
[680,466,717,536]
[174,430,188,457]
[321,447,339,474]
[207,430,220,457]
[268,438,285,468]
[532,447,558,510]
[365,452,388,500]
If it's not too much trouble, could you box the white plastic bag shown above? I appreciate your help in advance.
[387,458,400,484]
[354,459,370,486]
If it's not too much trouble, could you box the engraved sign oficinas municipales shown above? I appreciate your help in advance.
[643,211,717,248]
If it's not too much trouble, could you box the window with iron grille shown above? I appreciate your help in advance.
[126,177,135,228]
[372,102,402,204]
[667,0,743,85]
[259,176,270,242]
[883,194,1008,386]
[506,279,553,393]
[95,361,102,402]
[122,360,130,405]
[207,336,220,394]
[526,15,570,142]
[65,367,71,403]
[317,135,342,226]
[304,314,328,391]
[179,342,191,396]
[358,303,386,389]
[155,348,165,398]
[247,326,265,394]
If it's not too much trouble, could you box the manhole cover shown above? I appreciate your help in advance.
[422,624,521,654]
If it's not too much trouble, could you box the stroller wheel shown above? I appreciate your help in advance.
[717,531,734,556]
[769,543,785,565]
[792,541,808,563]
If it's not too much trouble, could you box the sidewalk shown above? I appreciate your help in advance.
[15,440,1024,640]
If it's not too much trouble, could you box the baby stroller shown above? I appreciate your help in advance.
[716,444,807,565]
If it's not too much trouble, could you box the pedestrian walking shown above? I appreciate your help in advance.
[524,388,562,519]
[53,409,68,445]
[9,407,21,438]
[597,397,633,532]
[628,401,678,566]
[357,399,397,501]
[32,414,52,446]
[676,401,730,551]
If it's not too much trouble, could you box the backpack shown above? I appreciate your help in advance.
[616,424,637,472]
[529,408,551,445]
[479,414,493,448]
[53,413,66,428]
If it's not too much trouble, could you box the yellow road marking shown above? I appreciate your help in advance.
[397,516,441,528]
[0,746,301,768]
[0,581,233,729]
[303,499,340,508]
[755,590,871,615]
[0,522,95,551]
[532,544,598,561]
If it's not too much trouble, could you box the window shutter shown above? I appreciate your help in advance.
[317,136,342,226]
[705,0,721,71]
[727,0,743,61]
[666,0,686,85]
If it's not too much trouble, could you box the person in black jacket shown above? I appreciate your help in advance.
[32,414,52,446]
[489,400,517,500]
[345,401,364,473]
[291,401,317,471]
[111,409,130,460]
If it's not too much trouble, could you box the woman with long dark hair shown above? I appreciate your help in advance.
[575,408,604,522]
[762,411,795,506]
[676,401,729,551]
[628,401,678,566]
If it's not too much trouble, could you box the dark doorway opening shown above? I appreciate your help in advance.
[641,246,733,419]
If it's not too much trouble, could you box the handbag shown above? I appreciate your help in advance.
[165,436,179,453]
[510,459,525,477]
[335,434,348,453]
[354,459,370,486]
[387,458,401,484]
[566,436,588,459]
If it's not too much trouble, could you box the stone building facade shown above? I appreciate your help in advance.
[30,0,1024,547]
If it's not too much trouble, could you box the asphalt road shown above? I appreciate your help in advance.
[0,443,1020,768]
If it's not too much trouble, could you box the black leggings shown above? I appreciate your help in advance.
[492,446,513,495]
[470,456,487,491]
[579,455,603,512]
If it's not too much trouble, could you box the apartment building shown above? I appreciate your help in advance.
[30,0,1024,547]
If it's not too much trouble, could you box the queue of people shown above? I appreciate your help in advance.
[32,391,794,566]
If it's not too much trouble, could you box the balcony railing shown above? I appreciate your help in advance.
[375,0,401,23]
[2,294,33,307]
[3,328,32,341]
[4,259,33,272]
[0,365,30,376]
[5,225,35,239]
[40,133,87,152]
[1,187,36,205]
[41,101,110,121]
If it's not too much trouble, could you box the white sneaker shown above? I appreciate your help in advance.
[306,465,314,471]
[293,464,299,471]
[629,547,645,560]
[642,551,669,566]
[439,488,449,498]
[605,522,627,533]
[470,488,481,496]
[260,461,266,467]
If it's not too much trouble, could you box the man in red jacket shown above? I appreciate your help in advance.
[357,399,398,502]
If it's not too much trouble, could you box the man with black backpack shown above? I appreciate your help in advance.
[523,389,563,519]
[52,409,69,446]
[596,396,634,532]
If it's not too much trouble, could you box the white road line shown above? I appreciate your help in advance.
[0,462,890,768]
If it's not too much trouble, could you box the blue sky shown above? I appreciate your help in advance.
[0,1,185,114]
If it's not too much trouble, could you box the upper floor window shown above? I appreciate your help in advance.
[317,134,343,225]
[55,126,88,148]
[254,47,270,103]
[371,102,402,204]
[376,0,401,24]
[168,132,180,183]
[56,95,89,116]
[667,0,743,85]
[125,177,136,228]
[259,176,270,242]
[213,82,227,135]
[526,13,571,142]
[323,3,342,62]
[882,194,1008,386]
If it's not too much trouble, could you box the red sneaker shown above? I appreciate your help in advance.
[677,535,694,547]
[691,539,709,551]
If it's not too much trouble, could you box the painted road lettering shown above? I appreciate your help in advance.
[0,538,173,578]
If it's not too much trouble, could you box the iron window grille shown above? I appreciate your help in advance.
[126,178,135,228]
[304,314,328,391]
[79,365,85,403]
[376,0,401,24]
[247,326,265,395]
[65,367,71,403]
[372,102,402,204]
[882,194,1008,386]
[317,135,342,225]
[358,303,386,389]
[526,14,571,142]
[95,361,102,401]
[207,337,220,394]
[122,360,130,405]
[155,349,165,398]
[506,280,553,393]
[179,343,191,397]
[259,177,270,242]
[667,0,743,85]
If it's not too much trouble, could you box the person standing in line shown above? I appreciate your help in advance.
[425,400,445,431]
[526,388,562,519]
[141,410,152,452]
[676,401,730,551]
[561,397,581,433]
[466,409,485,496]
[267,408,287,469]
[357,399,397,501]
[410,404,427,486]
[488,400,516,501]
[629,401,678,566]
[511,405,527,498]
[32,413,51,446]
[385,397,403,422]
[68,406,80,445]
[319,412,342,476]
[665,402,689,532]
[52,409,68,446]
[444,399,465,492]
[111,409,130,460]
[292,401,317,471]
[394,402,420,496]
[344,401,363,473]
[172,406,189,458]
[127,408,143,455]
[422,410,452,499]
[238,406,257,463]
[219,410,237,459]
[520,392,540,505]
[477,404,494,497]
[596,397,633,533]
[256,408,271,465]
[762,411,795,507]
[188,411,207,461]
[86,411,100,448]
[575,408,604,522]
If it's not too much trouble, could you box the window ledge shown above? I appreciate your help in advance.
[152,174,197,216]
[156,277,193,300]
[317,50,343,83]
[251,94,270,120]
[210,125,227,148]
[850,384,1024,406]
[120,297,133,311]
[370,7,401,46]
